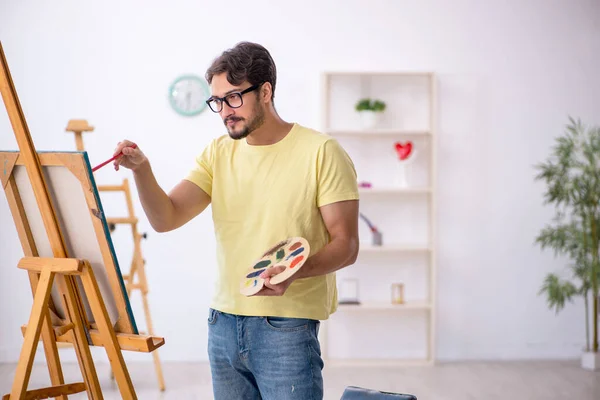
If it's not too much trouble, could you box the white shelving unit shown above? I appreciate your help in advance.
[319,71,437,366]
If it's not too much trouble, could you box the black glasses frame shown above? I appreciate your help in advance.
[205,84,261,113]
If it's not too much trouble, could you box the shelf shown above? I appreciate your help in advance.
[359,244,431,253]
[358,187,431,195]
[337,301,431,311]
[326,129,431,137]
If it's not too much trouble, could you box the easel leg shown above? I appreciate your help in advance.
[108,256,137,384]
[139,266,165,391]
[124,251,165,391]
[126,259,138,296]
[27,271,68,400]
[40,314,68,400]
[142,293,165,391]
[10,269,54,399]
[59,275,103,399]
[80,263,137,400]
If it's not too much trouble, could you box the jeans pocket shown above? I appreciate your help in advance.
[208,308,218,325]
[264,316,310,332]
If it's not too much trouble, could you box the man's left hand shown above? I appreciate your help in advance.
[254,266,295,296]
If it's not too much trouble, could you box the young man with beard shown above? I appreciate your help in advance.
[112,41,359,399]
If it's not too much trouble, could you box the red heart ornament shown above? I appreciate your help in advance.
[394,141,413,160]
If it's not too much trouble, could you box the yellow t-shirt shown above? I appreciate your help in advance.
[185,123,359,320]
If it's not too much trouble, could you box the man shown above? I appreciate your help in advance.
[112,41,359,399]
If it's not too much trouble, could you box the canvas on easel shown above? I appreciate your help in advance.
[0,41,164,400]
[1,151,139,334]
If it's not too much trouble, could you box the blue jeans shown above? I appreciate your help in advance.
[207,308,324,400]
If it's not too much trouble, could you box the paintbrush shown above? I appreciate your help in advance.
[359,213,379,233]
[92,144,137,172]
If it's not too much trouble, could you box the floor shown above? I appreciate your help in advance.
[1,360,599,399]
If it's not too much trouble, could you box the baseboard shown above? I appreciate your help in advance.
[436,342,586,361]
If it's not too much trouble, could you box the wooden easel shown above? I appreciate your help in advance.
[66,121,166,391]
[65,119,94,151]
[0,42,164,399]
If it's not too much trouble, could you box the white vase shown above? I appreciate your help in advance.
[396,161,408,188]
[394,150,418,188]
[581,351,600,370]
[359,111,381,129]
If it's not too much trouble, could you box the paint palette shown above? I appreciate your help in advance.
[240,237,310,296]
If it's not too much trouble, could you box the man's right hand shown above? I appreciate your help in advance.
[113,140,147,171]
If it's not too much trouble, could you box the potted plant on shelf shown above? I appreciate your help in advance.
[534,117,600,370]
[355,98,386,129]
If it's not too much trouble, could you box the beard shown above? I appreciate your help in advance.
[225,102,265,140]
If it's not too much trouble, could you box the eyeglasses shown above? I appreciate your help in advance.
[205,84,261,113]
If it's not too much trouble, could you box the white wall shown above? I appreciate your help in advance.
[1,0,599,364]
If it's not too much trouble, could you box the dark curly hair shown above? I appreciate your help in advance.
[205,42,277,102]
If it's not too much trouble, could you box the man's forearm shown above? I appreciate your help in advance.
[296,237,359,280]
[132,160,175,232]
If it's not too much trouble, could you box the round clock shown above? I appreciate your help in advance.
[168,74,210,116]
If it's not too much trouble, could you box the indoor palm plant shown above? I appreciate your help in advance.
[534,117,600,370]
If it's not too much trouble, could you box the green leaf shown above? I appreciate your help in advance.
[538,274,577,314]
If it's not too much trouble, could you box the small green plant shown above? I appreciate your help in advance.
[355,98,386,112]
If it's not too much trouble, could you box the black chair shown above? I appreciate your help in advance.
[340,386,417,399]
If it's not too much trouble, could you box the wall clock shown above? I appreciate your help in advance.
[168,74,210,116]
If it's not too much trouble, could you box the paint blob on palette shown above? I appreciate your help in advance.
[239,237,310,296]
